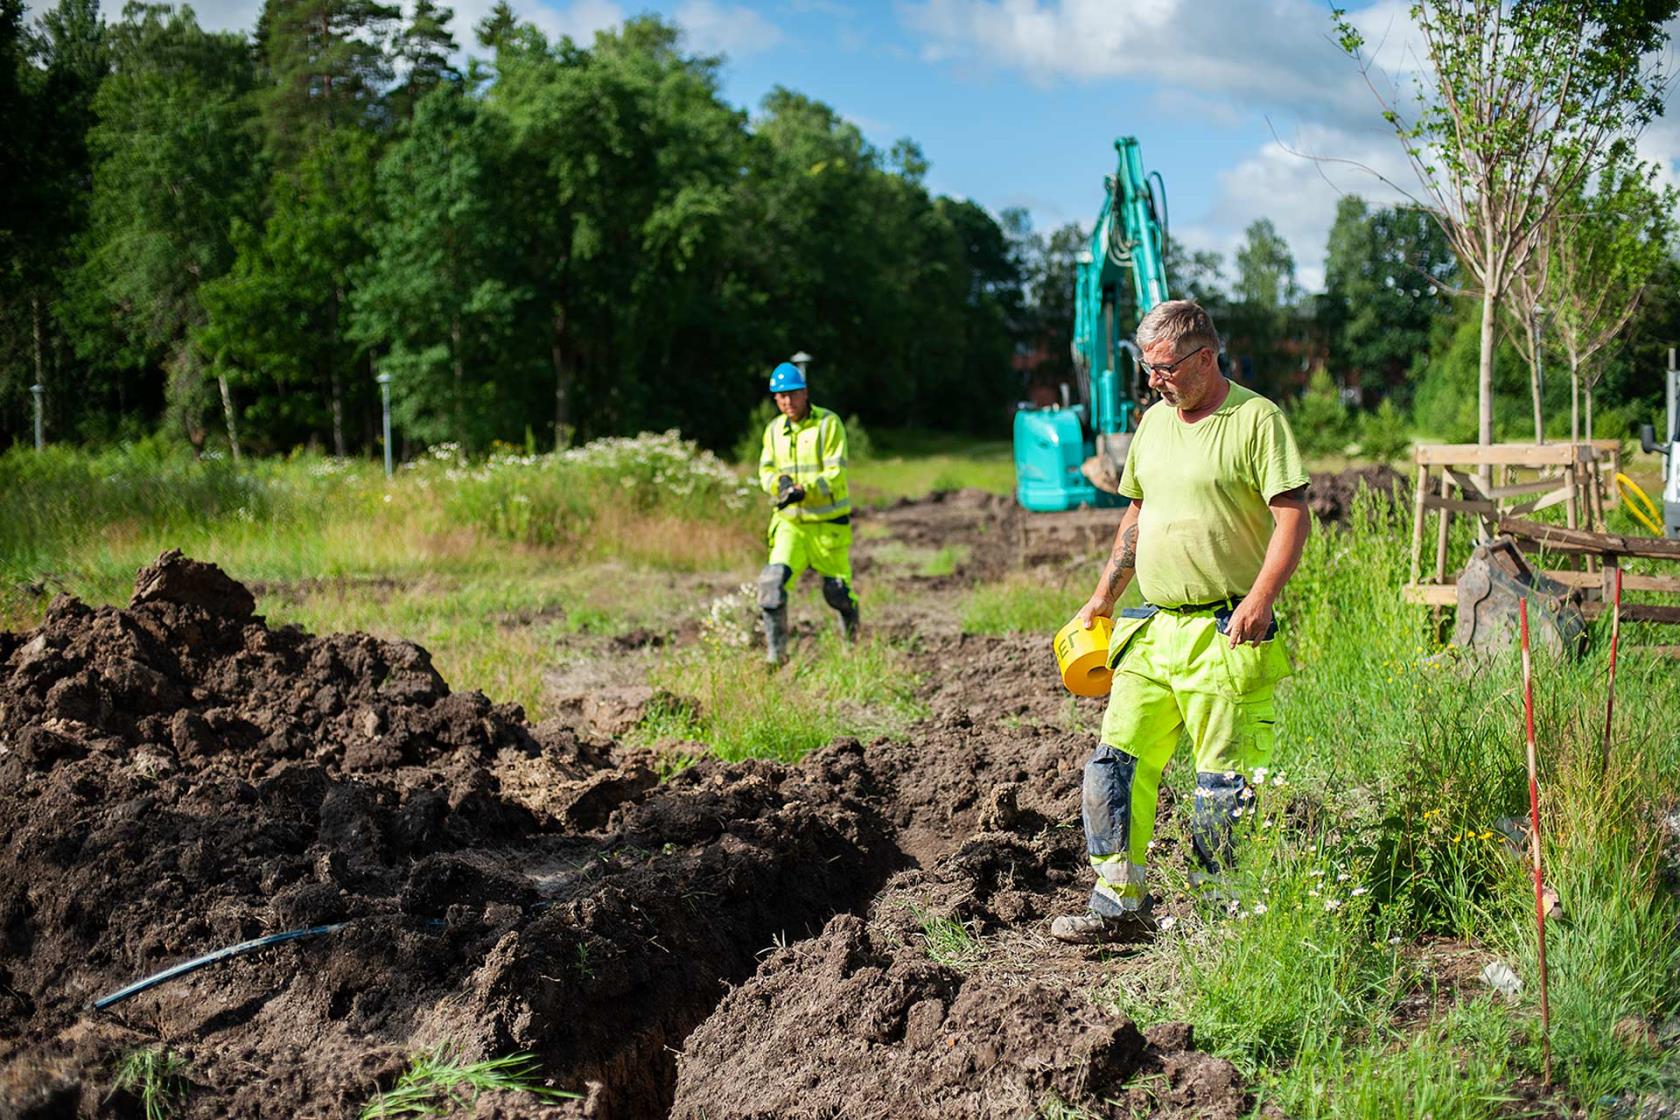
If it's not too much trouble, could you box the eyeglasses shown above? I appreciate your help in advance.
[1139,346,1208,376]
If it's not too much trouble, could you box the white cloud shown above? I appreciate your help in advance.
[1178,123,1419,293]
[525,0,625,43]
[899,0,1373,120]
[675,0,783,57]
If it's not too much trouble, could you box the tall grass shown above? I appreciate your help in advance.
[1106,485,1680,1113]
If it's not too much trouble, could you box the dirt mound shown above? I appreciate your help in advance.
[1307,465,1408,523]
[0,554,903,1118]
[672,824,1250,1120]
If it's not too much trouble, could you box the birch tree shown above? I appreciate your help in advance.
[1337,0,1674,452]
[1549,148,1677,441]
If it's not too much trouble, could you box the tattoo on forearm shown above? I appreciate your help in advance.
[1097,524,1138,601]
[1118,523,1138,568]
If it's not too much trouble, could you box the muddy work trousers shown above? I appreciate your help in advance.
[1083,606,1291,916]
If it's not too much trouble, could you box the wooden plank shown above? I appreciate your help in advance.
[1484,478,1564,499]
[1581,603,1680,624]
[1507,484,1576,517]
[1538,569,1680,594]
[1410,463,1428,586]
[1499,518,1680,560]
[1434,472,1452,583]
[1422,495,1498,515]
[1447,468,1490,498]
[1416,443,1591,467]
[1402,582,1459,606]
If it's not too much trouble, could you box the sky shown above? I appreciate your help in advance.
[54,0,1680,293]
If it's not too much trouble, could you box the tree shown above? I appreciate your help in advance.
[1320,196,1455,402]
[350,83,527,449]
[60,4,258,453]
[388,0,457,122]
[198,127,381,453]
[1229,218,1300,393]
[1549,147,1678,439]
[214,0,399,453]
[3,0,106,442]
[255,0,399,158]
[1339,0,1677,457]
[1500,211,1552,442]
[1165,240,1227,308]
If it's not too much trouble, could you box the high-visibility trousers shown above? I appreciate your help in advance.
[767,516,855,603]
[1083,606,1292,915]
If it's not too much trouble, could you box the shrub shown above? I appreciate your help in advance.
[1289,370,1353,458]
[1357,399,1412,464]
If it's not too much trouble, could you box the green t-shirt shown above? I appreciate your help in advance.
[1117,382,1308,609]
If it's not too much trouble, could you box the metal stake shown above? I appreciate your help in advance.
[377,372,393,478]
[30,383,44,450]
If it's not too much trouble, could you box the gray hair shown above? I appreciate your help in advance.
[1135,300,1221,357]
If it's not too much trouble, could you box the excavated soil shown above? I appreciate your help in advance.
[1,497,1245,1118]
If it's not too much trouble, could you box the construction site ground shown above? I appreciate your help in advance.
[2,467,1674,1119]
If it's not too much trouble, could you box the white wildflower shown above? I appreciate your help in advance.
[1324,899,1343,912]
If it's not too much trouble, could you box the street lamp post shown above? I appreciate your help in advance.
[29,384,44,451]
[376,372,393,478]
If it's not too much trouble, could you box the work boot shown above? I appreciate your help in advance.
[836,605,860,643]
[763,606,789,666]
[1049,901,1156,945]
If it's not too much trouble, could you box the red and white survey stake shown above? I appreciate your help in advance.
[1600,565,1623,775]
[1519,598,1552,1087]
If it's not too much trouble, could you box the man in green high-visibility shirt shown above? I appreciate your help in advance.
[1052,300,1311,944]
[756,361,858,665]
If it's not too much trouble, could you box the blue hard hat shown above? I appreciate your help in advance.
[769,362,806,393]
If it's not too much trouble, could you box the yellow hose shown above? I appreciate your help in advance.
[1614,472,1664,535]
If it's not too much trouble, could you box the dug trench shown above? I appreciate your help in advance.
[1,473,1378,1118]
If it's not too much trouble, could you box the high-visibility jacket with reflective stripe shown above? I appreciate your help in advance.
[758,405,851,522]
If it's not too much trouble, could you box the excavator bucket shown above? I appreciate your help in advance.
[1453,536,1586,658]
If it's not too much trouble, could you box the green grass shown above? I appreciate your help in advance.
[868,541,971,577]
[360,1050,578,1118]
[959,571,1140,636]
[848,429,1014,505]
[638,618,925,762]
[906,903,984,971]
[114,1048,190,1120]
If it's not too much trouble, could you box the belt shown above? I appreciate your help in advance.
[1155,596,1241,614]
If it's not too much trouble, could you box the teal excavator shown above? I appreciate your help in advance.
[1014,137,1171,511]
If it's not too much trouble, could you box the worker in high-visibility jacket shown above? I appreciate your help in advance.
[757,361,858,664]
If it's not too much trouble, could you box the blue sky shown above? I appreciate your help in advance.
[62,0,1680,292]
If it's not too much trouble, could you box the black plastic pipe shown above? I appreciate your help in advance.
[92,923,348,1011]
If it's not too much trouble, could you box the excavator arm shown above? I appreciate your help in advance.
[1014,136,1171,512]
[1073,138,1170,426]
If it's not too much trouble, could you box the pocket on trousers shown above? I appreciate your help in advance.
[1106,606,1158,670]
[1216,636,1292,699]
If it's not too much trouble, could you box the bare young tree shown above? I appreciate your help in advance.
[1337,0,1674,454]
[1502,210,1554,444]
[1549,148,1678,442]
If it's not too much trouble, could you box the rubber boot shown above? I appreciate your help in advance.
[763,606,789,665]
[836,604,860,644]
